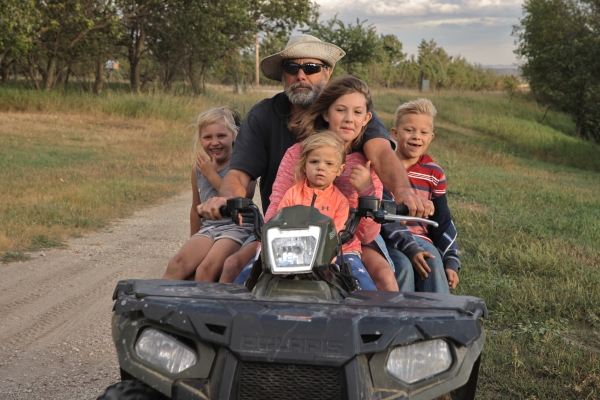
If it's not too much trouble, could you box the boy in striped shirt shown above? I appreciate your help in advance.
[383,98,460,292]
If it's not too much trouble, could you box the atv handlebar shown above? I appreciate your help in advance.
[218,196,438,245]
[354,197,438,228]
[219,198,264,240]
[338,197,438,245]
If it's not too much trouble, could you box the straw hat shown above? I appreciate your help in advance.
[260,34,346,81]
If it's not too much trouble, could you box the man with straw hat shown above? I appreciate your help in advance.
[199,34,433,220]
[199,34,435,285]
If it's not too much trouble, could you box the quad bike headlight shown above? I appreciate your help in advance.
[266,226,320,274]
[135,328,197,374]
[386,339,453,384]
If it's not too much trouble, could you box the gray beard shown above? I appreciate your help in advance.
[284,78,326,107]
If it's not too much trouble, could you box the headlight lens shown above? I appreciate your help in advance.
[266,226,320,274]
[135,328,197,374]
[385,339,452,384]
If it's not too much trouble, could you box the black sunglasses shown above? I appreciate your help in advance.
[282,62,327,76]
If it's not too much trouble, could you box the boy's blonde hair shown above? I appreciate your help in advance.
[393,98,437,129]
[192,107,240,152]
[295,130,346,182]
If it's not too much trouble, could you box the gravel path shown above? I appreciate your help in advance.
[0,192,191,399]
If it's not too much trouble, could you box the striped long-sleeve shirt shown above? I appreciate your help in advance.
[383,154,460,272]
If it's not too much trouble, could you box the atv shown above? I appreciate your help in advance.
[98,197,486,400]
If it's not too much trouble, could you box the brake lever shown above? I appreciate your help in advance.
[383,214,439,228]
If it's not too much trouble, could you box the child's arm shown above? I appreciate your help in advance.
[353,166,382,244]
[409,251,435,280]
[427,194,461,288]
[349,161,374,194]
[264,144,301,222]
[190,168,202,236]
[333,192,350,233]
[196,151,222,190]
[446,269,459,290]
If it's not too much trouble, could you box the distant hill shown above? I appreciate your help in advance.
[484,65,521,76]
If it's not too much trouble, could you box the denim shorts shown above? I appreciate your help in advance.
[194,223,253,245]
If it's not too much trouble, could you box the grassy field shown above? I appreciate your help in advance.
[0,84,269,258]
[1,84,599,398]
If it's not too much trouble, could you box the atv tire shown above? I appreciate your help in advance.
[96,380,168,400]
[449,354,482,400]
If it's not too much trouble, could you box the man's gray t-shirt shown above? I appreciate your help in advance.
[230,92,393,213]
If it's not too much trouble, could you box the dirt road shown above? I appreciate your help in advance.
[0,193,192,399]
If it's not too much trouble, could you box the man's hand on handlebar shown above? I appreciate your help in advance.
[394,191,434,219]
[197,197,228,221]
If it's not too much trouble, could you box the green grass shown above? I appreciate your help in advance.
[424,123,600,399]
[1,85,599,398]
[374,90,600,172]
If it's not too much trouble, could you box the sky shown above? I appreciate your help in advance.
[312,0,525,66]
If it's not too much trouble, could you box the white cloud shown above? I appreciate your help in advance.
[317,0,461,16]
[398,16,511,28]
[316,0,522,17]
[463,0,522,8]
[313,0,524,64]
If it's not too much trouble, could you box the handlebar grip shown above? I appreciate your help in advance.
[219,205,231,218]
[395,204,409,216]
[381,200,409,216]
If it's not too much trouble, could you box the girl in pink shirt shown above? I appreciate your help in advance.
[266,75,397,290]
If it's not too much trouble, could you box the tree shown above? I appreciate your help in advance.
[144,0,316,94]
[119,0,162,93]
[503,75,520,102]
[417,39,452,89]
[304,16,384,77]
[378,34,405,88]
[251,0,317,85]
[0,0,39,83]
[6,0,122,90]
[514,0,600,141]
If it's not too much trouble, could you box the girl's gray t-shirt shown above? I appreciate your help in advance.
[196,165,254,228]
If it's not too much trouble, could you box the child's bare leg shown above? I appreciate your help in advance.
[195,239,242,282]
[219,241,259,283]
[164,236,214,280]
[361,246,399,291]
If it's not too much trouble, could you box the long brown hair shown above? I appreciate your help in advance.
[288,75,374,151]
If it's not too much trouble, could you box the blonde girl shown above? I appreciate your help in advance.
[163,108,255,281]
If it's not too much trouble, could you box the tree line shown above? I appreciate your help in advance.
[0,1,516,95]
[514,0,600,142]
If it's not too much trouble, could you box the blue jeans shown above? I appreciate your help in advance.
[234,253,377,291]
[233,257,255,284]
[335,254,377,291]
[387,237,450,293]
[372,234,395,272]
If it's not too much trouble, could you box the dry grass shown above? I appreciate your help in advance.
[0,111,191,253]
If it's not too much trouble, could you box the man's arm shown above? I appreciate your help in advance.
[363,138,434,218]
[219,169,252,198]
[196,169,252,220]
